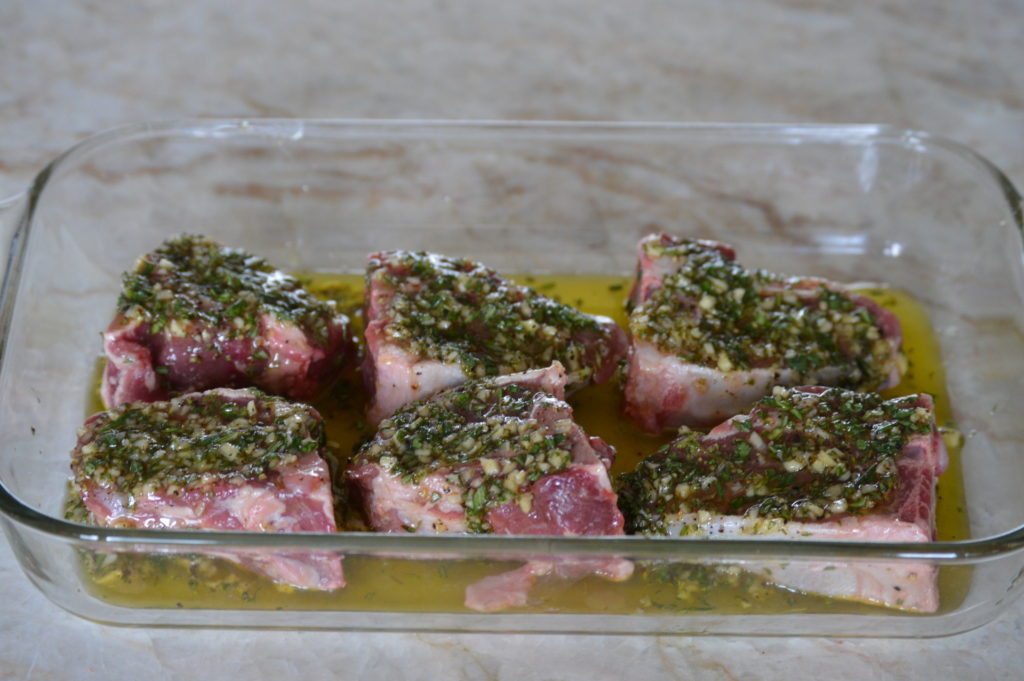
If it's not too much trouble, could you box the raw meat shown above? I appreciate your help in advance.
[70,388,343,590]
[617,385,947,611]
[463,557,634,613]
[624,234,904,432]
[347,362,633,611]
[362,250,627,425]
[102,234,354,408]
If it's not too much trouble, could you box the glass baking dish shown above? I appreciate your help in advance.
[0,120,1022,637]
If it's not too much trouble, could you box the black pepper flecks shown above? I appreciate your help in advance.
[617,386,934,535]
[350,377,575,533]
[119,234,339,345]
[71,390,325,497]
[368,251,614,385]
[630,236,893,388]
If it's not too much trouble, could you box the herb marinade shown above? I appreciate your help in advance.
[630,237,893,387]
[71,390,325,497]
[119,234,338,345]
[74,274,969,616]
[369,251,613,384]
[618,386,934,535]
[352,377,574,532]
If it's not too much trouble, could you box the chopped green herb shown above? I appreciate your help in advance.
[629,236,896,389]
[368,251,615,386]
[71,390,324,496]
[617,387,934,534]
[119,234,341,347]
[351,376,575,533]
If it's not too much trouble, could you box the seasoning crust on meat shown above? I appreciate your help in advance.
[624,234,904,432]
[349,362,624,537]
[617,385,948,611]
[619,387,939,534]
[71,388,343,590]
[102,235,353,407]
[363,250,627,424]
[355,380,574,533]
[630,237,897,385]
[74,390,324,498]
[348,363,632,611]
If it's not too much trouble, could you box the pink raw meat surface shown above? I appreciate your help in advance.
[618,386,947,612]
[624,234,904,432]
[70,388,343,590]
[347,362,633,612]
[102,234,353,408]
[362,250,627,425]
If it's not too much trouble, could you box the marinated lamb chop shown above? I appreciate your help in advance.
[617,386,948,611]
[347,362,632,611]
[624,234,903,432]
[362,250,628,425]
[70,388,343,590]
[102,235,354,408]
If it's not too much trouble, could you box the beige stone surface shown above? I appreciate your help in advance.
[1,1,1022,679]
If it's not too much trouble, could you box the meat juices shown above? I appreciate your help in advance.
[70,388,343,590]
[362,250,628,425]
[102,235,354,408]
[617,386,948,611]
[347,362,632,612]
[624,234,903,432]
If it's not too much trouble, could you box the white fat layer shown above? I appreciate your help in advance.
[368,342,468,425]
[368,468,468,534]
[626,339,797,429]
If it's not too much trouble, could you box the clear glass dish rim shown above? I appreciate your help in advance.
[1,118,1022,566]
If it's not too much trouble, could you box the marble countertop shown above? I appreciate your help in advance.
[1,1,1022,678]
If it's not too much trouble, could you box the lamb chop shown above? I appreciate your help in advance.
[347,362,632,612]
[624,234,903,432]
[102,234,354,408]
[362,250,627,425]
[70,388,343,590]
[617,385,948,611]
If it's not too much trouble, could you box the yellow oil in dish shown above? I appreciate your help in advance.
[78,274,969,616]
